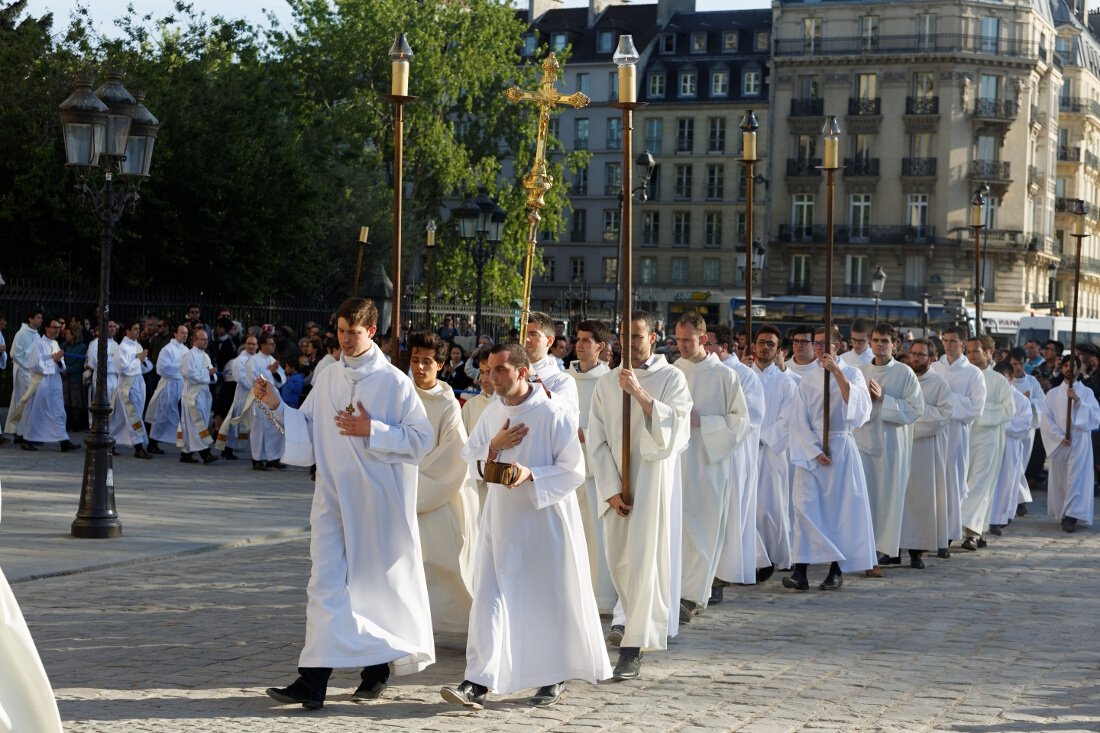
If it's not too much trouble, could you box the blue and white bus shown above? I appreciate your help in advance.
[729,295,969,337]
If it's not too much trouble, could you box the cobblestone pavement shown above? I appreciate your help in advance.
[8,490,1099,733]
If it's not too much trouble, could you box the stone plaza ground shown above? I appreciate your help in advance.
[1,441,1098,732]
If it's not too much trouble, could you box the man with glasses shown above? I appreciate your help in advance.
[840,318,874,368]
[784,326,876,591]
[750,324,799,577]
[929,326,986,556]
[785,325,818,380]
[898,340,953,567]
[855,324,924,574]
[13,318,81,453]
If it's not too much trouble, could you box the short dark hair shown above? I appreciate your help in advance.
[577,319,611,345]
[907,338,937,358]
[527,311,556,339]
[631,310,658,335]
[788,324,816,339]
[323,335,339,353]
[1007,347,1027,362]
[968,334,994,352]
[871,323,898,341]
[993,359,1013,376]
[407,331,447,363]
[675,311,707,333]
[942,325,966,339]
[814,325,843,344]
[1047,339,1064,353]
[755,324,782,342]
[26,307,43,322]
[850,318,872,334]
[335,297,379,329]
[489,342,530,369]
[258,334,275,347]
[709,324,735,352]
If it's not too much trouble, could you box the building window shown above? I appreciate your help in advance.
[597,30,614,54]
[861,16,879,51]
[552,33,567,51]
[791,254,810,288]
[849,194,871,239]
[671,257,689,284]
[907,193,929,229]
[711,71,729,96]
[603,257,618,283]
[547,118,559,139]
[803,18,821,53]
[680,71,697,97]
[675,164,693,199]
[604,162,622,195]
[904,255,926,292]
[677,118,694,152]
[574,118,589,150]
[649,73,666,98]
[792,194,815,238]
[648,165,661,201]
[704,211,722,247]
[571,167,588,195]
[705,164,724,200]
[541,255,556,283]
[641,256,658,284]
[576,72,590,96]
[691,32,707,53]
[723,31,739,52]
[736,212,747,244]
[570,256,585,282]
[673,211,691,246]
[645,118,663,153]
[607,118,622,150]
[609,71,618,102]
[909,132,933,159]
[571,209,586,241]
[856,72,877,101]
[916,14,936,49]
[522,34,537,57]
[702,257,720,285]
[660,33,676,54]
[642,211,661,247]
[743,70,761,96]
[981,17,1000,54]
[845,254,869,295]
[602,209,620,241]
[756,31,769,51]
[796,133,817,162]
[913,71,935,99]
[708,117,726,152]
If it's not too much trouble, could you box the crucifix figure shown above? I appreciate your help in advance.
[504,53,589,341]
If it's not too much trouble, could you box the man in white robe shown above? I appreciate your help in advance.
[461,358,494,512]
[784,326,876,591]
[673,313,749,621]
[1041,358,1100,532]
[839,318,874,368]
[988,361,1034,530]
[145,323,189,454]
[567,319,615,613]
[588,312,691,680]
[15,318,80,452]
[4,309,42,440]
[249,333,286,470]
[929,326,986,556]
[855,324,923,571]
[85,321,120,430]
[408,331,477,634]
[784,325,819,380]
[441,343,609,710]
[898,340,953,567]
[257,297,434,709]
[959,336,1015,550]
[705,324,764,591]
[214,334,258,459]
[109,321,154,458]
[525,311,579,415]
[1008,347,1045,515]
[177,328,219,464]
[749,324,798,576]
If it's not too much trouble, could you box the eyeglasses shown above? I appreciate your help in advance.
[909,351,929,358]
[851,337,868,344]
[791,337,812,345]
[812,341,829,348]
[755,339,779,348]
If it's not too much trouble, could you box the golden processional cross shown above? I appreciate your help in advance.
[504,53,589,342]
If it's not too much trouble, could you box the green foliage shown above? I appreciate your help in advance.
[0,0,586,307]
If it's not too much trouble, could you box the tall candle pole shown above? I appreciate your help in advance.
[353,226,369,296]
[384,33,415,366]
[969,184,988,337]
[740,110,759,350]
[1067,199,1088,442]
[820,115,840,457]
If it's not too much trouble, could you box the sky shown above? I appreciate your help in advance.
[24,0,771,37]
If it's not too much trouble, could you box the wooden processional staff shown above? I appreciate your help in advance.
[1067,199,1088,442]
[820,116,841,456]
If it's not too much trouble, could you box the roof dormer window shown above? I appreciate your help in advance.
[691,32,707,53]
[597,30,615,54]
[552,32,568,51]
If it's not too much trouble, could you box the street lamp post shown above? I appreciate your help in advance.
[740,110,759,346]
[384,33,415,365]
[969,184,989,336]
[424,219,436,329]
[453,194,506,343]
[870,265,886,323]
[59,71,159,539]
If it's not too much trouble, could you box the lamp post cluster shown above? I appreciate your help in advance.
[451,193,506,341]
[58,71,160,539]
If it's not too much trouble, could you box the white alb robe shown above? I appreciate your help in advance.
[216,353,254,451]
[85,336,120,423]
[930,354,986,540]
[145,339,188,443]
[674,353,749,605]
[4,323,39,434]
[177,347,217,452]
[1011,372,1045,507]
[462,386,609,693]
[414,381,477,634]
[715,354,764,583]
[16,336,68,443]
[788,362,877,572]
[840,348,873,368]
[785,358,819,381]
[899,370,953,552]
[249,353,285,461]
[989,387,1033,526]
[1041,382,1100,525]
[961,368,1015,535]
[753,361,798,571]
[109,337,152,446]
[568,360,617,613]
[589,356,691,651]
[460,391,493,512]
[529,353,579,417]
[276,345,435,673]
[855,358,924,557]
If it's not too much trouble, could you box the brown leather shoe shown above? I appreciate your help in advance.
[865,566,883,578]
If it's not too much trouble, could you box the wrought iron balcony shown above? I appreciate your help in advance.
[905,96,939,115]
[902,158,937,176]
[1028,165,1044,189]
[834,224,936,244]
[843,157,880,176]
[969,159,1010,180]
[779,224,825,243]
[773,33,1038,60]
[1058,146,1081,163]
[790,98,824,116]
[786,158,822,177]
[973,97,1017,120]
[1055,197,1074,212]
[848,97,881,116]
[1058,96,1100,116]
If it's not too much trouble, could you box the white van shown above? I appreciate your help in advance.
[1015,316,1100,351]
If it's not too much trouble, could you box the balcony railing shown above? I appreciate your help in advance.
[676,137,693,153]
[1028,165,1044,188]
[834,224,937,244]
[773,33,1039,60]
[779,224,825,242]
[790,98,824,116]
[974,97,1017,119]
[905,96,939,115]
[1055,197,1074,212]
[786,158,822,176]
[843,157,880,176]
[1059,96,1100,116]
[848,97,881,116]
[902,157,937,176]
[1058,145,1082,162]
[969,159,1010,180]
[787,281,812,295]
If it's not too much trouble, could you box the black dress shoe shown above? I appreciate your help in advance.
[613,649,642,680]
[883,555,902,565]
[988,524,1003,536]
[937,548,951,559]
[756,564,776,583]
[960,537,978,551]
[269,460,287,470]
[134,446,152,459]
[60,440,81,452]
[819,570,843,590]
[13,435,24,444]
[180,452,198,464]
[266,679,324,709]
[606,624,624,646]
[147,443,165,455]
[200,449,219,464]
[909,550,926,570]
[440,680,488,710]
[678,599,700,623]
[976,536,988,548]
[252,460,268,471]
[1016,503,1029,517]
[529,681,565,707]
[221,447,238,460]
[782,564,809,591]
[21,441,39,451]
[709,584,724,604]
[1062,516,1078,533]
[352,679,386,703]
